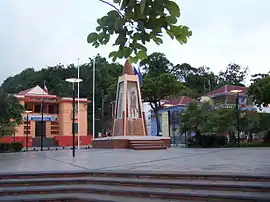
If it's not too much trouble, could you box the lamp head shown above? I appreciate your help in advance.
[65,78,83,83]
[230,89,242,93]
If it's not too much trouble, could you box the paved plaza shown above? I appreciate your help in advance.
[0,147,270,175]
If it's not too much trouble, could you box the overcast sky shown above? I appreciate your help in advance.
[0,0,269,84]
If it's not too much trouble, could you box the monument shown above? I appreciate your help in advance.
[92,60,170,150]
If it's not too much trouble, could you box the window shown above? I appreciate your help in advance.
[34,105,41,113]
[72,123,78,134]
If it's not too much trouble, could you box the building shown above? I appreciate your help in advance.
[6,85,91,147]
[150,96,197,137]
[151,85,258,139]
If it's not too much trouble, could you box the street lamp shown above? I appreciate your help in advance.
[230,89,242,147]
[25,110,32,152]
[65,78,83,158]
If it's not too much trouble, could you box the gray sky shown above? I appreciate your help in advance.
[0,0,269,84]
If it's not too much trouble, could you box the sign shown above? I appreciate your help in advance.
[24,115,58,122]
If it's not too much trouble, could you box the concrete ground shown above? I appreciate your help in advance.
[0,147,269,175]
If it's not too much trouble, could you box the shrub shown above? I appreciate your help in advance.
[10,142,23,152]
[0,143,11,153]
[263,131,270,144]
[187,134,227,148]
[215,135,227,146]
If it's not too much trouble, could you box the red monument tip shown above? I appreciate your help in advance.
[123,59,134,75]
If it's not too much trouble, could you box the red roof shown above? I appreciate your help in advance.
[207,85,248,97]
[18,87,35,95]
[163,96,197,107]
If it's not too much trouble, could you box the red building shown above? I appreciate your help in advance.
[0,85,92,147]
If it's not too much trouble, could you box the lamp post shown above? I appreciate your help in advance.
[25,110,32,152]
[230,89,242,147]
[65,78,83,158]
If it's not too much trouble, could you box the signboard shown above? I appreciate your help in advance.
[24,115,58,122]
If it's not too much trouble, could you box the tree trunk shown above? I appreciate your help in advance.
[154,109,161,136]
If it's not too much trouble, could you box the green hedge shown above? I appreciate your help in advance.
[188,134,227,148]
[224,142,270,148]
[0,142,23,153]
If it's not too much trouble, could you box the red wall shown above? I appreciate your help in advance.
[1,136,92,147]
[54,136,92,147]
[0,136,32,147]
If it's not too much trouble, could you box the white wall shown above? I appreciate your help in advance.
[143,102,152,136]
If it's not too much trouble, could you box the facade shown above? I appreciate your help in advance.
[151,85,258,139]
[9,85,91,147]
[150,96,197,137]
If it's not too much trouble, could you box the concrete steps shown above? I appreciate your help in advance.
[0,171,269,201]
[129,140,167,150]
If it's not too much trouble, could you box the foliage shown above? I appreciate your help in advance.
[263,131,270,144]
[0,143,10,153]
[0,88,24,137]
[187,134,227,148]
[1,55,122,135]
[210,108,235,133]
[218,63,248,86]
[140,52,172,75]
[10,142,23,152]
[141,73,185,135]
[88,0,192,62]
[172,64,218,95]
[180,102,212,134]
[248,75,270,107]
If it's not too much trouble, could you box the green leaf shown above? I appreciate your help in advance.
[165,1,180,18]
[123,47,132,58]
[113,0,121,4]
[140,0,147,14]
[107,10,120,18]
[129,56,139,63]
[87,32,98,43]
[135,43,147,52]
[153,37,163,45]
[96,26,101,31]
[166,16,177,24]
[114,17,125,31]
[120,0,129,10]
[138,20,145,31]
[109,51,118,58]
[137,50,147,60]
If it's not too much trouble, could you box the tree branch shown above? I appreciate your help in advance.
[99,0,124,17]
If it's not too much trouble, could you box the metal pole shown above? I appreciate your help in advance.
[40,94,44,151]
[236,92,240,147]
[77,58,80,150]
[72,82,75,157]
[92,58,95,140]
[26,113,29,152]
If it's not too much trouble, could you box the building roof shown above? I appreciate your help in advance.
[14,85,90,103]
[17,85,54,96]
[162,96,197,107]
[207,85,248,98]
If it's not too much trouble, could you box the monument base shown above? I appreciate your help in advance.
[92,136,170,150]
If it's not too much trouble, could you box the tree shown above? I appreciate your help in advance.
[180,102,213,144]
[209,108,235,136]
[141,73,185,136]
[248,75,270,107]
[172,64,218,96]
[88,0,192,62]
[140,52,172,75]
[0,88,24,137]
[1,55,122,134]
[218,63,248,86]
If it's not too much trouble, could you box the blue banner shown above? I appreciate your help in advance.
[24,115,58,122]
